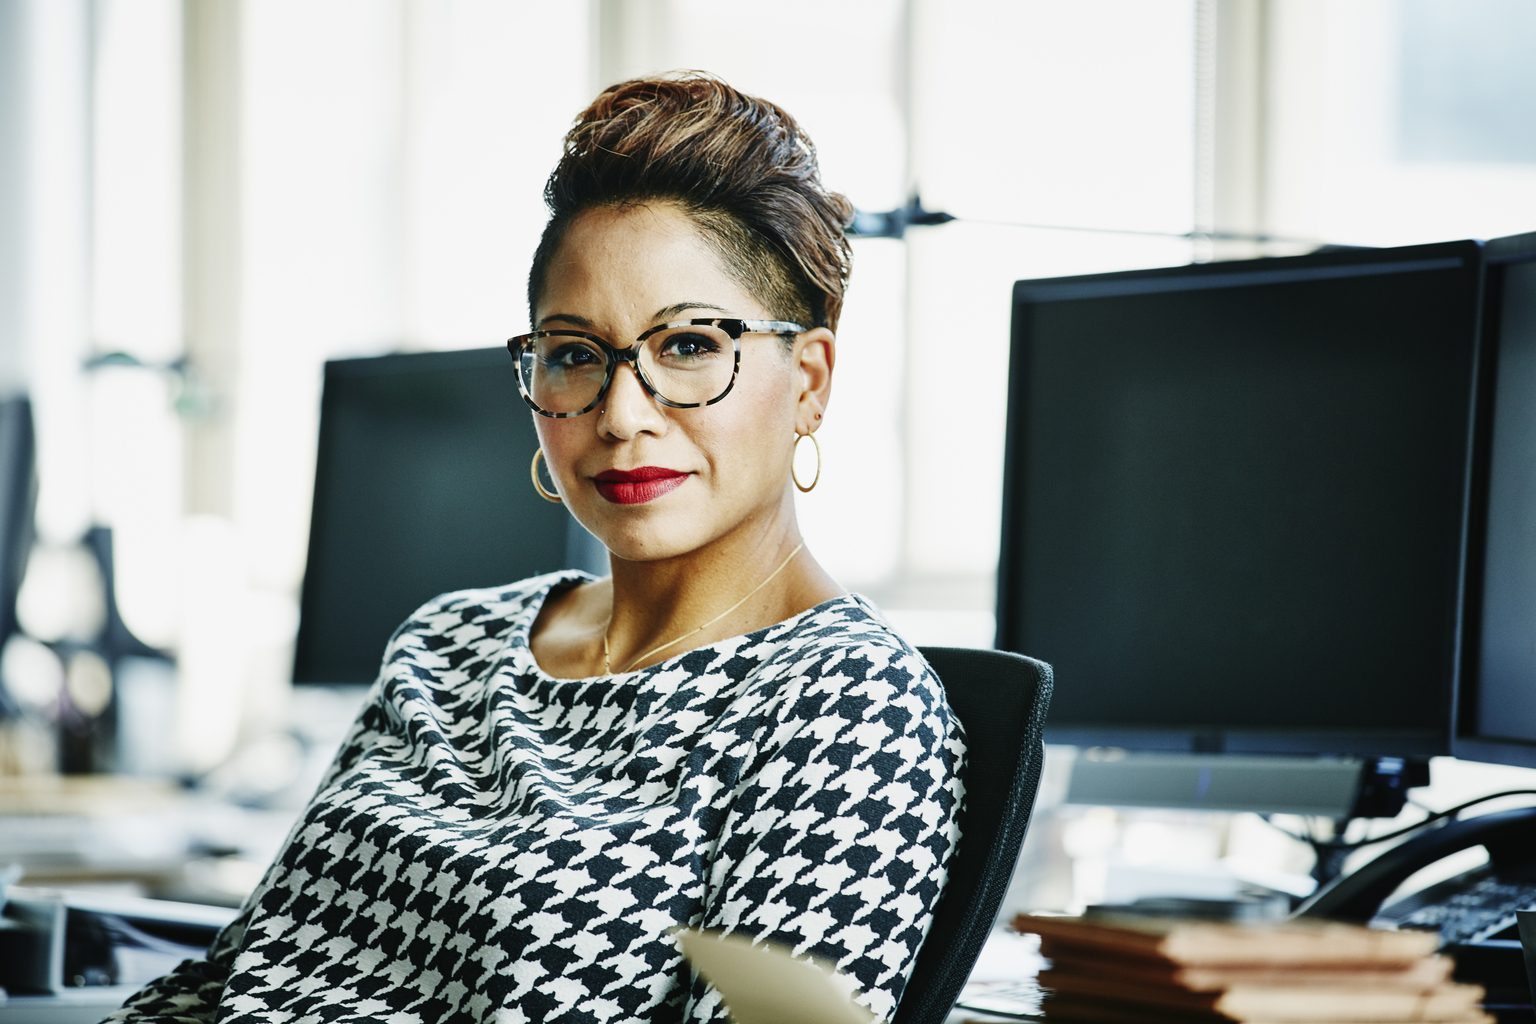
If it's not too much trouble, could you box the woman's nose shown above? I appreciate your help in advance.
[597,356,667,438]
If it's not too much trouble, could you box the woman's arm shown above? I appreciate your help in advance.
[689,640,967,1023]
[103,910,251,1023]
[104,677,390,1023]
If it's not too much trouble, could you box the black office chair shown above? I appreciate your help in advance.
[893,646,1054,1024]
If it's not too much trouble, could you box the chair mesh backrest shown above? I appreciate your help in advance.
[892,646,1054,1024]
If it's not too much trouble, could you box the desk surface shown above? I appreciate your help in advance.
[0,987,136,1024]
[1,775,298,906]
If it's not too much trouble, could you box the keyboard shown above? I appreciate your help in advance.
[1376,866,1536,946]
[954,979,1047,1021]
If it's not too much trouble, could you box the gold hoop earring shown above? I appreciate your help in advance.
[530,448,563,503]
[792,431,821,493]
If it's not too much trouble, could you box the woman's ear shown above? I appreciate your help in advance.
[793,328,835,434]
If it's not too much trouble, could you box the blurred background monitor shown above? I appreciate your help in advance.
[0,396,36,652]
[293,348,606,686]
[998,240,1483,756]
[1455,231,1536,768]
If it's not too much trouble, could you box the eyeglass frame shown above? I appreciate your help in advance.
[507,318,805,418]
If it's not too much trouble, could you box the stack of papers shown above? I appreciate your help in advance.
[1012,913,1487,1024]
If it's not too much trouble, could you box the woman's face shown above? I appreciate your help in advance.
[532,202,833,563]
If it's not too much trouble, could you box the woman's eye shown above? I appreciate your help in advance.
[546,343,603,368]
[658,333,722,359]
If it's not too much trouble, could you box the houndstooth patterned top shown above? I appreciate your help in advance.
[110,572,967,1024]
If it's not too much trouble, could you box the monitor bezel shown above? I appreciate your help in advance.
[1452,231,1536,768]
[996,240,1486,756]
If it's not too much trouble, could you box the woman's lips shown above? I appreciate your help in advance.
[592,466,689,505]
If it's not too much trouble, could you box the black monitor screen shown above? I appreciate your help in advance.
[293,348,597,685]
[1456,234,1536,767]
[998,242,1483,755]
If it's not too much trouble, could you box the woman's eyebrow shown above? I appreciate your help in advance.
[537,305,732,330]
[652,302,732,321]
[537,312,593,329]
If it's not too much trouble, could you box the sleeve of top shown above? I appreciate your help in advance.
[687,635,967,1024]
[101,909,250,1023]
[104,684,390,1023]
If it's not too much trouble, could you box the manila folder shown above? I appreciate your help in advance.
[674,928,875,1024]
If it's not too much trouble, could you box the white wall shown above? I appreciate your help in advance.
[0,0,26,400]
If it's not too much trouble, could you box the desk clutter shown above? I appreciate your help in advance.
[1011,913,1488,1024]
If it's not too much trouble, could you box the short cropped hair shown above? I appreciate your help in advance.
[528,73,855,333]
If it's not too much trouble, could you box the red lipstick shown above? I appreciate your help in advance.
[593,466,689,505]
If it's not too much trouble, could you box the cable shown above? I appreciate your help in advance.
[954,216,1328,247]
[847,197,1345,246]
[1265,789,1536,851]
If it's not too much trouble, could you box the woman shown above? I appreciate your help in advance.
[114,74,965,1024]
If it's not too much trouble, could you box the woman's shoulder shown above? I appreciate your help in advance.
[389,570,590,645]
[771,593,924,659]
[761,593,953,712]
[737,594,967,818]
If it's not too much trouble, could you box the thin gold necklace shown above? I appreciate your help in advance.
[603,542,805,675]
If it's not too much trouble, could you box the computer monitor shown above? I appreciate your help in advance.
[1453,231,1536,769]
[0,396,36,651]
[997,240,1484,756]
[293,348,606,686]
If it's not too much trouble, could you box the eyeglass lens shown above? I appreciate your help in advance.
[520,324,735,413]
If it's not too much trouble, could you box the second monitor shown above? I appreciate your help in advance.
[293,347,606,686]
[998,240,1484,756]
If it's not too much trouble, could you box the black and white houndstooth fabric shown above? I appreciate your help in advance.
[111,572,967,1024]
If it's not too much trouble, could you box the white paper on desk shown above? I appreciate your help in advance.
[674,928,875,1024]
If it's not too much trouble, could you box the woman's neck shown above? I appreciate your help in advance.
[605,514,839,673]
[530,508,843,679]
